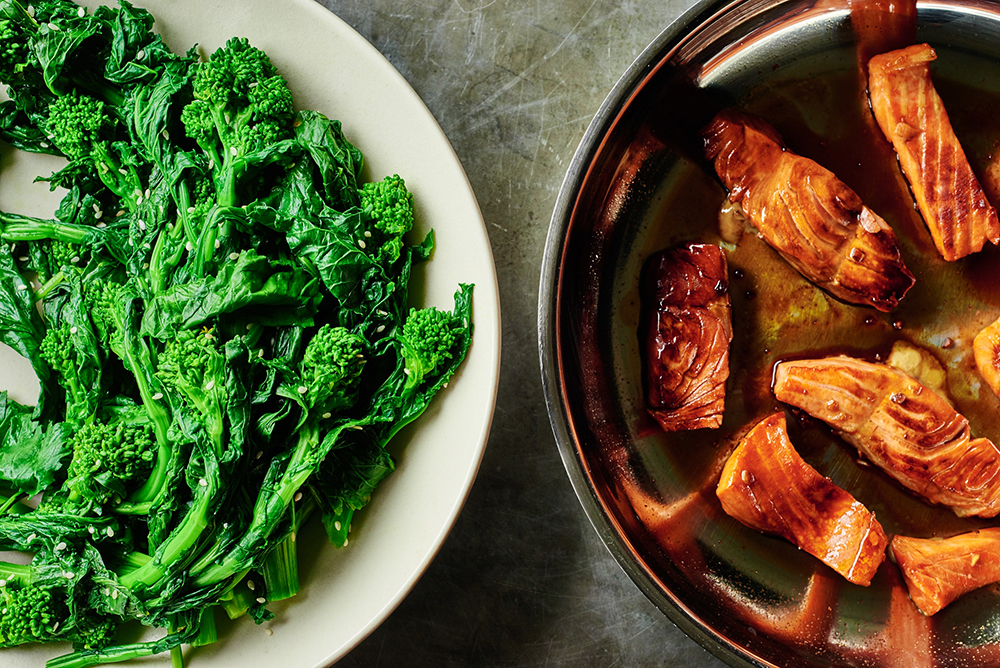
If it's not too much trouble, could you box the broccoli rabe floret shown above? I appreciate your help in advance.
[397,305,464,391]
[155,328,227,450]
[0,583,64,647]
[359,174,414,267]
[181,37,294,207]
[45,92,143,208]
[298,325,367,415]
[0,19,31,83]
[0,578,115,650]
[40,324,87,412]
[65,420,156,505]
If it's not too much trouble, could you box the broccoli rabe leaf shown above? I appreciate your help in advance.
[0,393,72,498]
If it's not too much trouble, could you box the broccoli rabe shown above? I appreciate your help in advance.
[359,174,414,267]
[156,328,227,450]
[65,420,156,506]
[45,92,144,209]
[181,37,295,208]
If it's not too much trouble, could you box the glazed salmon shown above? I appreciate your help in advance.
[774,356,1000,517]
[974,316,1000,399]
[717,412,887,585]
[892,529,1000,615]
[868,43,1000,261]
[643,244,732,431]
[701,109,915,311]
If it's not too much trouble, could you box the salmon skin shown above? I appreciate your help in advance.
[892,528,1000,615]
[701,109,915,312]
[643,243,732,431]
[868,43,1000,261]
[717,412,888,586]
[774,356,1000,518]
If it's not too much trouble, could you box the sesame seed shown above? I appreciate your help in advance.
[364,230,372,238]
[52,622,60,632]
[138,220,146,231]
[294,492,303,502]
[39,141,48,148]
[112,590,118,600]
[322,412,331,419]
[256,597,266,604]
[255,451,263,459]
[69,326,77,334]
[17,256,27,262]
[187,206,196,214]
[343,538,349,547]
[403,368,411,376]
[88,527,95,534]
[443,382,449,388]
[136,49,145,60]
[290,531,296,543]
[357,239,366,249]
[142,262,149,269]
[128,239,134,247]
[376,325,385,333]
[265,629,273,636]
[230,147,238,157]
[0,580,6,587]
[97,222,108,228]
[185,241,193,252]
[229,252,240,260]
[247,580,255,591]
[116,210,126,217]
[106,527,114,537]
[64,572,74,579]
[71,256,80,264]
[48,22,59,31]
[136,196,143,205]
[205,380,215,391]
[199,478,208,487]
[257,349,264,358]
[246,322,254,330]
[334,521,342,531]
[95,211,102,219]
[77,6,84,16]
[352,425,363,430]
[15,284,26,291]
[56,542,67,551]
[208,159,215,170]
[377,310,388,316]
[214,239,221,249]
[145,189,151,198]
[152,392,163,400]
[162,129,170,141]
[297,386,308,394]
[27,534,36,542]
[26,6,34,17]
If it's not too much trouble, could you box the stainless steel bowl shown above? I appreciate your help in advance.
[539,1,1000,666]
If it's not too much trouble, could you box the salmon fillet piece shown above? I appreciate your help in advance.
[892,528,1000,615]
[717,412,888,585]
[974,316,1000,399]
[774,356,1000,517]
[643,244,732,431]
[868,43,1000,261]
[701,109,915,312]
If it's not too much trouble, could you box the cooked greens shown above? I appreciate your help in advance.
[0,0,474,665]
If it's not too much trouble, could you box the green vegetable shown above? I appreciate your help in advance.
[0,0,474,666]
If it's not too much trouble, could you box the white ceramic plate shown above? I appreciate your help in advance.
[0,0,501,666]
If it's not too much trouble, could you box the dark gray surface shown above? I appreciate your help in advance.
[311,1,729,666]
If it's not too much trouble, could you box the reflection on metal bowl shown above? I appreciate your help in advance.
[540,0,1000,666]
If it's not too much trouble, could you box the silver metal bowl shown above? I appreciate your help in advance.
[539,0,1000,666]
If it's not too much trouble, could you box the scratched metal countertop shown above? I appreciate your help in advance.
[311,1,728,666]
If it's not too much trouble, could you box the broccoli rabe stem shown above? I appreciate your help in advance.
[0,212,98,245]
[192,419,353,586]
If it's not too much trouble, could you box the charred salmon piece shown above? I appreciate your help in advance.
[701,109,915,312]
[717,412,888,586]
[868,43,1000,261]
[892,529,1000,615]
[974,316,1000,399]
[774,356,1000,518]
[644,244,732,431]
